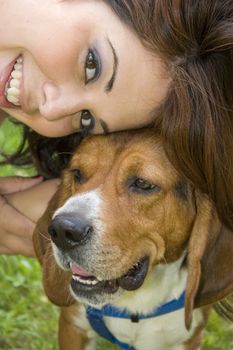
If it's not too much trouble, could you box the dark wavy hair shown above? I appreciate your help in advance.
[3,0,233,231]
[0,124,83,179]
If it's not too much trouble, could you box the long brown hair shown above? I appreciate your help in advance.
[107,0,233,230]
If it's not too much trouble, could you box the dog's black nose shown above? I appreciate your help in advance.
[48,214,93,250]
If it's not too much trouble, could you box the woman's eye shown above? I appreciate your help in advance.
[80,110,95,132]
[85,49,101,83]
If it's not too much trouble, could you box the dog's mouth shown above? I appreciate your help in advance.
[70,257,149,299]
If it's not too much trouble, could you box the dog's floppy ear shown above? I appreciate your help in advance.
[185,194,233,329]
[33,193,56,265]
[33,191,74,307]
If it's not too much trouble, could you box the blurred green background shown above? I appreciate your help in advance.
[0,118,232,349]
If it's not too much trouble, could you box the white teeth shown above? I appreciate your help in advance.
[10,79,20,88]
[72,275,99,286]
[7,87,20,97]
[6,95,20,105]
[17,57,23,64]
[11,70,22,79]
[14,63,22,71]
[5,56,23,106]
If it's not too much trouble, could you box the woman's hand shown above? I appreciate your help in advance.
[0,176,60,256]
[0,110,7,125]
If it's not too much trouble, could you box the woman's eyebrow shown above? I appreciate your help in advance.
[105,39,119,93]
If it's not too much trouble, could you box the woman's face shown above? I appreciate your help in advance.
[0,0,170,136]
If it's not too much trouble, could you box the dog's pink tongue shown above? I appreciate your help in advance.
[70,262,92,277]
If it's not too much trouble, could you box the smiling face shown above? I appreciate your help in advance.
[45,130,196,305]
[0,0,170,136]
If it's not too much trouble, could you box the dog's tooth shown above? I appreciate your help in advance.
[91,279,98,285]
[72,275,79,281]
[72,272,100,286]
[83,279,90,285]
[84,278,98,285]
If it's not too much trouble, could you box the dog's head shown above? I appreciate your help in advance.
[33,129,233,328]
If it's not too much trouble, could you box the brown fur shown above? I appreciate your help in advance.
[33,130,233,349]
[59,305,89,350]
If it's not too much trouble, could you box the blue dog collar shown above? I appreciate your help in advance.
[86,292,185,350]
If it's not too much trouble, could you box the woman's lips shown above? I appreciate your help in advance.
[0,57,20,108]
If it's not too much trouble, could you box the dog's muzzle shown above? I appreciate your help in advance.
[48,213,149,305]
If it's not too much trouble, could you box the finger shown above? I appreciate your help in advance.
[0,200,35,239]
[1,237,35,257]
[0,110,7,124]
[0,246,11,254]
[0,176,43,195]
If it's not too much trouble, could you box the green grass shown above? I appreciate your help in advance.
[0,118,232,349]
[0,256,58,350]
[0,118,36,177]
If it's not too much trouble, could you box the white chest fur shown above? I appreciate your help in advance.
[104,308,202,350]
[73,257,203,350]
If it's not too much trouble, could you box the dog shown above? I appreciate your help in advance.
[33,129,233,350]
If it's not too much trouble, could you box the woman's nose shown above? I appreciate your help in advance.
[39,81,83,120]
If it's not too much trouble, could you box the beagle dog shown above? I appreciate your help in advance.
[33,129,233,350]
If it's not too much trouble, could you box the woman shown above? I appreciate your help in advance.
[1,0,233,255]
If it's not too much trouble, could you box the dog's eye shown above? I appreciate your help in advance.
[71,169,84,184]
[130,178,160,193]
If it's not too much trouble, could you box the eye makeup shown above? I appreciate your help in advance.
[99,119,110,134]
